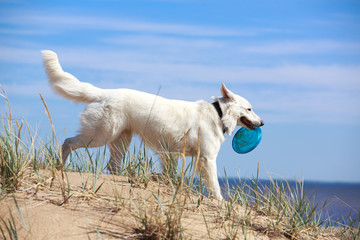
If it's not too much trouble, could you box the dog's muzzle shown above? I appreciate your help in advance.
[240,117,264,130]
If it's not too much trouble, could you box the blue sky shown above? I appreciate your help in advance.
[1,0,360,182]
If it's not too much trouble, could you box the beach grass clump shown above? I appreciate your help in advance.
[262,179,327,238]
[120,144,155,188]
[220,172,331,239]
[0,91,34,194]
[132,132,201,240]
[339,209,360,240]
[0,117,30,193]
[135,182,185,240]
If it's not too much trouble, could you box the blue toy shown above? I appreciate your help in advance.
[232,126,262,154]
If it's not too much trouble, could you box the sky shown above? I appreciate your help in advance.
[1,0,360,182]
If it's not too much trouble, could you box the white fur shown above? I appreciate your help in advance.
[42,50,264,200]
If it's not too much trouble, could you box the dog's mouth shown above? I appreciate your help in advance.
[240,116,255,130]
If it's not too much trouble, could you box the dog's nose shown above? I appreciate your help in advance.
[259,120,264,126]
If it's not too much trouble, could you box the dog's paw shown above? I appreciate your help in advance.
[215,194,224,201]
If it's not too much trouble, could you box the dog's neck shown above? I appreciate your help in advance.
[212,101,228,134]
[212,101,222,119]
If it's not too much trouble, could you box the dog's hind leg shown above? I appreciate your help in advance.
[107,130,133,174]
[61,134,108,165]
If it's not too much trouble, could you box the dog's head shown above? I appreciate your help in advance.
[214,83,264,135]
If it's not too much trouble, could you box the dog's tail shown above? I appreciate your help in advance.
[41,50,104,103]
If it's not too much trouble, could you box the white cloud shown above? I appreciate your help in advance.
[56,50,360,91]
[100,35,360,58]
[1,13,255,37]
[0,28,50,35]
[238,40,360,55]
[0,47,41,64]
[0,82,55,99]
[1,45,359,91]
[102,35,225,49]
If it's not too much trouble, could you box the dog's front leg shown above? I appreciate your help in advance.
[198,157,223,201]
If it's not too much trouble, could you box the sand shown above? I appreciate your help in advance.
[0,170,341,239]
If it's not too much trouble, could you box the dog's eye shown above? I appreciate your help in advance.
[247,108,252,111]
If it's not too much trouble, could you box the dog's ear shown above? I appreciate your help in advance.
[220,83,235,101]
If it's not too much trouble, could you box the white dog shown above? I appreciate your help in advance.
[42,50,264,200]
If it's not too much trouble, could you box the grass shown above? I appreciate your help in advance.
[0,195,28,240]
[339,210,360,240]
[135,184,185,239]
[0,89,359,239]
[0,93,33,193]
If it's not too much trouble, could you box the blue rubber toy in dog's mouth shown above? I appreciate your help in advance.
[232,126,262,154]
